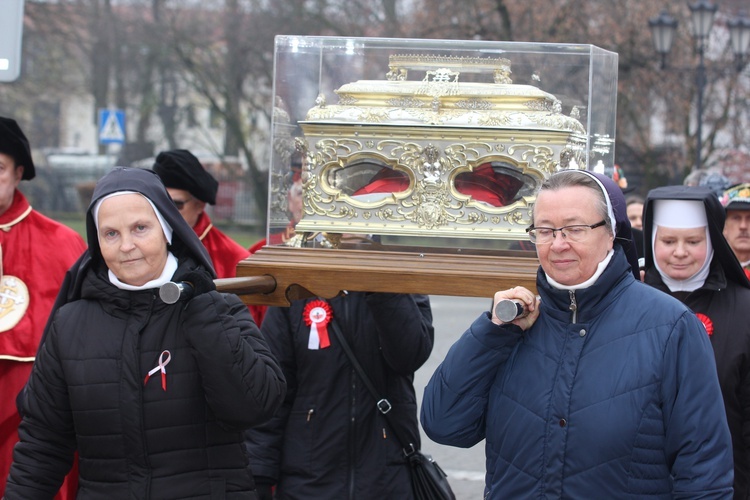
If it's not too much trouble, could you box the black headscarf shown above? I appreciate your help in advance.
[643,185,750,289]
[52,167,215,310]
[24,167,217,404]
[575,170,641,281]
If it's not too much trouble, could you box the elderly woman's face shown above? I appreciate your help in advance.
[97,194,169,286]
[653,226,708,281]
[534,186,614,286]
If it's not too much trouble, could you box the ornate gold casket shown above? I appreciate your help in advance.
[237,37,618,305]
[295,54,589,241]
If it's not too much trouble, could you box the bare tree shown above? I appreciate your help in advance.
[6,0,748,210]
[409,0,750,189]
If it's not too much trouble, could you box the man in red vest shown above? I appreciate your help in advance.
[0,117,86,498]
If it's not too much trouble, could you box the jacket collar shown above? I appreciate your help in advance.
[193,211,213,241]
[645,258,728,295]
[0,190,31,229]
[537,246,635,323]
[80,256,200,316]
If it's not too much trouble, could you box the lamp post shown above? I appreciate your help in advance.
[729,14,750,71]
[648,2,750,171]
[649,10,678,70]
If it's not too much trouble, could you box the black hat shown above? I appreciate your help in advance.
[0,116,35,180]
[152,149,218,205]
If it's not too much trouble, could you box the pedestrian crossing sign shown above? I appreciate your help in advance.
[98,109,126,145]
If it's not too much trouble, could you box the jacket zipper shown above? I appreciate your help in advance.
[343,294,356,500]
[349,370,357,499]
[568,290,578,324]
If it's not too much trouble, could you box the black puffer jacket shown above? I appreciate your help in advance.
[646,262,750,499]
[5,167,286,499]
[245,292,434,499]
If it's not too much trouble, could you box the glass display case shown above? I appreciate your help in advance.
[236,36,618,305]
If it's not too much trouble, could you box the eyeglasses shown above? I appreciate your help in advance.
[171,197,192,210]
[526,220,607,245]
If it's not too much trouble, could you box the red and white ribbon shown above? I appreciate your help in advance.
[303,300,332,350]
[144,350,171,391]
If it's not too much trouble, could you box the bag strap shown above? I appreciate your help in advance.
[328,317,417,456]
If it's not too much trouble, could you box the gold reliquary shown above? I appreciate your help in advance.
[295,54,593,241]
[236,37,619,305]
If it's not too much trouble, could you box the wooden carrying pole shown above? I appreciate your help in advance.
[231,246,539,307]
[215,275,277,296]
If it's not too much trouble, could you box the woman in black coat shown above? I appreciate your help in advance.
[643,185,750,499]
[246,292,434,499]
[5,167,286,499]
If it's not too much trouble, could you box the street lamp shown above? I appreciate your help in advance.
[648,10,678,70]
[729,14,750,71]
[648,2,750,171]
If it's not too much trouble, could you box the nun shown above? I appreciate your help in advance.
[5,167,286,499]
[421,169,733,498]
[643,184,750,499]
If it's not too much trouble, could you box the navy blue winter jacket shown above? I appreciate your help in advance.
[421,247,734,499]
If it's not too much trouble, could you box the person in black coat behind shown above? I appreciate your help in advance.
[643,185,750,499]
[246,292,434,499]
[5,167,286,499]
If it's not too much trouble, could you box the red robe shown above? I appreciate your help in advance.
[0,190,86,498]
[194,212,266,325]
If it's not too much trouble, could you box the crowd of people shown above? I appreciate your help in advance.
[1,113,750,499]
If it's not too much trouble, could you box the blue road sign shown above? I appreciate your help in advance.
[99,109,126,145]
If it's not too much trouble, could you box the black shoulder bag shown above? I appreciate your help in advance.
[328,319,456,500]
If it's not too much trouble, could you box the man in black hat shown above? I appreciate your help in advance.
[721,183,750,278]
[152,149,265,325]
[0,116,86,498]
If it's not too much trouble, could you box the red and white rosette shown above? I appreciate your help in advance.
[695,312,714,337]
[303,300,333,350]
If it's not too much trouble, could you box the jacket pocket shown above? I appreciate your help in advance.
[282,406,317,474]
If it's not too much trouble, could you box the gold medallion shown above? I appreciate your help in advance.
[0,275,29,332]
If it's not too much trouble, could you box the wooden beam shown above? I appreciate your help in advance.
[232,246,539,306]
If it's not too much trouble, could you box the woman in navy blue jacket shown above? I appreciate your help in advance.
[421,170,734,499]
